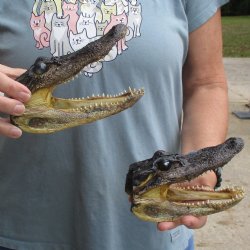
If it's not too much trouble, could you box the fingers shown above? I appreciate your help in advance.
[0,65,30,138]
[180,215,207,229]
[0,71,31,102]
[157,220,182,231]
[0,117,22,138]
[0,64,26,79]
[0,95,26,115]
[157,215,208,231]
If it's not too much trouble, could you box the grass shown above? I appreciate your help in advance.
[222,16,250,57]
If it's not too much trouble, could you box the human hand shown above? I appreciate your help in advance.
[0,64,31,138]
[157,171,217,231]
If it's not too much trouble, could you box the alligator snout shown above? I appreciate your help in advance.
[125,138,245,222]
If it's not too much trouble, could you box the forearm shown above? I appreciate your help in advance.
[158,9,228,231]
[181,82,228,154]
[181,82,228,188]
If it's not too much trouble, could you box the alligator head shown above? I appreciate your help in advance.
[125,138,245,222]
[10,24,144,133]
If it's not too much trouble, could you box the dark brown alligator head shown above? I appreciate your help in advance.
[10,24,144,133]
[125,137,245,222]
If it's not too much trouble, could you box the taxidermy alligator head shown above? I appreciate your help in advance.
[125,138,245,222]
[10,24,144,133]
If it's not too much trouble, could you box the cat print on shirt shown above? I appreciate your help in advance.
[33,0,64,18]
[79,0,103,23]
[127,2,142,38]
[96,20,108,36]
[62,1,79,34]
[100,3,117,23]
[30,12,50,49]
[50,14,73,56]
[104,0,128,15]
[40,0,57,30]
[30,0,143,77]
[104,12,128,55]
[77,13,97,37]
[69,29,91,51]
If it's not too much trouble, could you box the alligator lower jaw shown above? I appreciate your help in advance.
[11,87,144,134]
[131,183,244,222]
[166,184,244,207]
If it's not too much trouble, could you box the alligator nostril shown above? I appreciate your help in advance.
[226,137,244,153]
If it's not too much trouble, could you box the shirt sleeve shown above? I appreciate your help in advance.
[185,0,229,32]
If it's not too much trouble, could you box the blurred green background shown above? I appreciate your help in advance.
[221,0,250,57]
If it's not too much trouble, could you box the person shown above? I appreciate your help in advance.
[0,0,229,249]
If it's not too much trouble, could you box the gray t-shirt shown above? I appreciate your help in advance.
[0,1,228,249]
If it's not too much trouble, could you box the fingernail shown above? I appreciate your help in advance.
[10,127,22,138]
[13,104,25,115]
[18,92,31,102]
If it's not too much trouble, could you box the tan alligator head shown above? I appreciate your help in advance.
[10,24,144,133]
[125,138,245,222]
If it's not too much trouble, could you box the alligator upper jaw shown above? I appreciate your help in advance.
[16,24,128,93]
[128,138,244,196]
[11,24,145,133]
[11,86,144,133]
[165,183,244,208]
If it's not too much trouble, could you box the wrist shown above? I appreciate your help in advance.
[213,167,222,189]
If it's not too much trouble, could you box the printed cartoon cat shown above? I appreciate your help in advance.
[77,13,97,38]
[69,29,91,51]
[104,0,128,14]
[30,12,51,49]
[104,12,128,54]
[40,0,57,30]
[63,1,79,34]
[53,0,64,18]
[79,0,103,23]
[96,20,108,36]
[100,2,117,22]
[50,14,73,56]
[127,2,142,38]
[34,0,64,18]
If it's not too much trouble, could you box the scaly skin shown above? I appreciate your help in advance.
[10,24,144,133]
[125,138,245,222]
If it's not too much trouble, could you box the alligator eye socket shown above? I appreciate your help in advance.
[153,150,166,159]
[33,61,48,75]
[155,159,171,171]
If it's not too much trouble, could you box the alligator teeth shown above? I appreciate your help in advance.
[64,87,144,112]
[73,88,144,100]
[129,86,134,96]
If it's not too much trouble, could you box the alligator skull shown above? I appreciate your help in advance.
[125,138,245,222]
[11,24,144,133]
